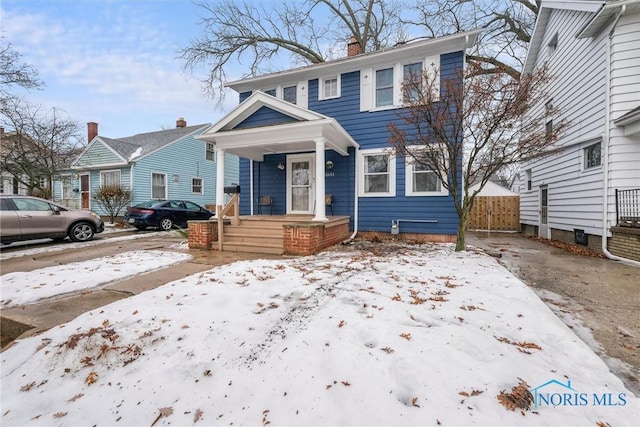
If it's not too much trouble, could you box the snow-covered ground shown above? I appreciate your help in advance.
[1,242,638,426]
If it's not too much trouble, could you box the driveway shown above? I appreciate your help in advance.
[468,231,639,395]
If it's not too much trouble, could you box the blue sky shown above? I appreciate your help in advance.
[2,0,242,140]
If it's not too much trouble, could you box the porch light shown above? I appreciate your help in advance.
[277,162,285,170]
[325,160,334,170]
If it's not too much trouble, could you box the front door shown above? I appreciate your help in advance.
[287,154,314,214]
[539,185,549,238]
[80,174,90,209]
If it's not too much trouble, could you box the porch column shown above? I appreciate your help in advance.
[215,147,225,216]
[313,137,327,221]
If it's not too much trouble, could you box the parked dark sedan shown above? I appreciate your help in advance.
[124,200,214,231]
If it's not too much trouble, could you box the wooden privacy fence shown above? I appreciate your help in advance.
[467,196,520,231]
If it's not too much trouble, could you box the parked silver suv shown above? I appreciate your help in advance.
[0,195,104,244]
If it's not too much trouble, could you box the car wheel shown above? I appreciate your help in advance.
[69,222,95,242]
[159,217,173,231]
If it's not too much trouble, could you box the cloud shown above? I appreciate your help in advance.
[2,1,222,135]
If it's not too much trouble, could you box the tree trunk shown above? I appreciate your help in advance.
[455,208,469,251]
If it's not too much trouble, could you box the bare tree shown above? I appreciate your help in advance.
[407,0,540,80]
[1,98,82,197]
[181,0,404,101]
[0,40,43,96]
[388,63,567,251]
[93,184,133,224]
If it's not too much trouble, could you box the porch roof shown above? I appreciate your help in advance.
[198,92,359,161]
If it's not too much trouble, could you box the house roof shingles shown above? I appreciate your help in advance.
[99,124,210,161]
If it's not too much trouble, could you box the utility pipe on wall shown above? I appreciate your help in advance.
[601,4,640,266]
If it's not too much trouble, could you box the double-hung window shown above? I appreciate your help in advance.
[319,76,340,100]
[405,150,447,196]
[403,62,423,103]
[192,177,203,194]
[151,173,167,200]
[375,68,394,108]
[206,142,216,162]
[359,149,395,196]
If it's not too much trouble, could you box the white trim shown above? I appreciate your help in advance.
[358,148,396,197]
[191,177,204,195]
[404,153,448,197]
[581,139,603,171]
[99,169,121,187]
[151,171,167,200]
[286,153,315,214]
[318,75,341,100]
[364,55,441,112]
[227,29,481,93]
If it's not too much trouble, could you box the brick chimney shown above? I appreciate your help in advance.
[87,122,98,142]
[347,36,362,57]
[176,117,187,128]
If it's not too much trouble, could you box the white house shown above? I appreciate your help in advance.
[519,0,640,262]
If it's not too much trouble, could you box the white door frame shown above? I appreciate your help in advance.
[539,185,550,239]
[286,154,315,214]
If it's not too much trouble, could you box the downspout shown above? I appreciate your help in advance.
[601,5,640,266]
[343,147,359,243]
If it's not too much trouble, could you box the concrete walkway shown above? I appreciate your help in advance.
[467,231,640,395]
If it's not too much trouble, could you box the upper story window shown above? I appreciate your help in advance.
[100,170,121,186]
[403,62,423,103]
[206,142,216,161]
[362,55,440,112]
[584,142,601,169]
[319,76,340,100]
[283,85,297,104]
[258,83,307,108]
[375,68,394,108]
[525,169,532,191]
[359,148,396,197]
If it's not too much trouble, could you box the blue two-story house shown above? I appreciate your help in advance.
[54,118,239,216]
[194,30,480,255]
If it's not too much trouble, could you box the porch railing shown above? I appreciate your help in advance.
[217,193,240,250]
[615,188,640,228]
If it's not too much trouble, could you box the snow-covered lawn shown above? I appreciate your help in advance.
[1,250,192,308]
[1,242,638,426]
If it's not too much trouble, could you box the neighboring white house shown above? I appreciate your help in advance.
[519,0,640,261]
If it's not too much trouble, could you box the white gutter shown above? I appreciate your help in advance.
[601,5,640,266]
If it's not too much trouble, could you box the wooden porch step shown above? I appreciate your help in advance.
[222,242,284,255]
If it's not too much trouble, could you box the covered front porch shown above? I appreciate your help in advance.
[193,91,359,254]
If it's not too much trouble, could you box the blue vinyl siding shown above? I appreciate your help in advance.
[131,128,228,206]
[74,140,123,167]
[239,51,464,235]
[235,106,300,129]
[88,167,132,214]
